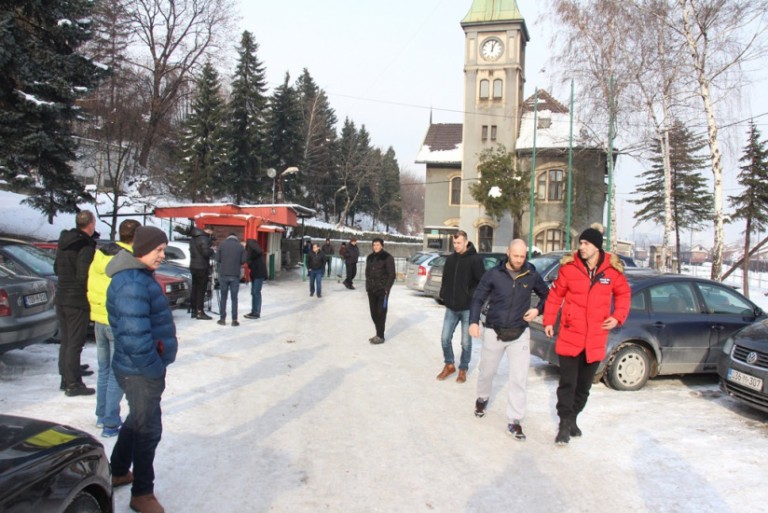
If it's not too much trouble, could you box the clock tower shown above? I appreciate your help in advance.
[459,0,529,250]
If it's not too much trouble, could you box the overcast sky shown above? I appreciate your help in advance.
[237,0,768,246]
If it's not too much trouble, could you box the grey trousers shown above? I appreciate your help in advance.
[476,327,531,424]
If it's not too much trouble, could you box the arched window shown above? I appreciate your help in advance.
[493,79,503,98]
[535,229,565,252]
[478,225,494,252]
[450,177,461,205]
[536,169,564,201]
[479,80,490,99]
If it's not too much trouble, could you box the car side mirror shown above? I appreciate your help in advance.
[756,306,764,317]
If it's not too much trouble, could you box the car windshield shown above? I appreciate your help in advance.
[3,244,56,276]
[528,254,560,273]
[410,253,434,265]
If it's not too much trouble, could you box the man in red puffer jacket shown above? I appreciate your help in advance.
[543,226,631,446]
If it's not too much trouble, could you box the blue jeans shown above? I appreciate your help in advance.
[441,308,472,370]
[250,278,264,315]
[95,322,123,428]
[308,269,322,296]
[219,275,240,320]
[111,371,165,496]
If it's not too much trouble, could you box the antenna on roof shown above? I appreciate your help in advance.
[429,106,433,125]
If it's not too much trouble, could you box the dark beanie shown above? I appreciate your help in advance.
[133,226,168,257]
[579,228,603,250]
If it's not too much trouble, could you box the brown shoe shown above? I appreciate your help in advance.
[112,470,133,488]
[436,364,456,380]
[456,369,467,383]
[130,493,165,513]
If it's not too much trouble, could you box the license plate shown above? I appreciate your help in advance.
[24,292,48,307]
[728,368,764,392]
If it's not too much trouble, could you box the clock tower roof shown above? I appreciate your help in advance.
[461,0,525,24]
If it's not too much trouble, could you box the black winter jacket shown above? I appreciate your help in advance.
[439,242,486,312]
[344,243,360,265]
[54,228,96,310]
[306,250,325,271]
[469,259,549,330]
[216,235,246,277]
[189,227,213,270]
[365,250,396,294]
[246,239,268,279]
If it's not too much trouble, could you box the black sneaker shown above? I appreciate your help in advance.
[244,313,260,319]
[570,418,582,437]
[370,336,385,344]
[555,420,571,446]
[317,294,322,298]
[217,319,226,326]
[232,320,240,327]
[196,311,212,320]
[474,398,488,418]
[507,423,526,441]
[65,382,95,397]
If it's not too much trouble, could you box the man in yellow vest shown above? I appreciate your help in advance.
[87,219,140,437]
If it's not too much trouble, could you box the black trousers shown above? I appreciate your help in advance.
[344,262,357,285]
[190,268,209,312]
[368,290,388,338]
[57,305,90,386]
[556,351,600,420]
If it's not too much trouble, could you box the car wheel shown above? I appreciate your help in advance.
[64,491,102,513]
[606,344,651,391]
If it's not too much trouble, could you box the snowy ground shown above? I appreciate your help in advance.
[2,269,768,513]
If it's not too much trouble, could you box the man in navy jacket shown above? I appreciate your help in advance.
[469,239,548,441]
[106,226,177,513]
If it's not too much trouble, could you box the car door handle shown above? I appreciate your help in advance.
[711,325,724,331]
[652,322,664,328]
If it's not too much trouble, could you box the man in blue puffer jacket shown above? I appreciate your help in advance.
[106,226,177,513]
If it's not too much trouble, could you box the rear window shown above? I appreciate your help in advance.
[411,253,434,265]
[2,244,55,276]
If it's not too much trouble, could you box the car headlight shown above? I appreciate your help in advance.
[722,336,735,355]
[165,284,172,293]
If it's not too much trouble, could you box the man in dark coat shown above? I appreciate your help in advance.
[245,239,268,319]
[306,243,325,298]
[106,226,177,513]
[365,238,396,344]
[436,230,486,384]
[215,233,246,326]
[469,239,549,441]
[343,237,360,289]
[55,210,97,396]
[189,225,214,320]
[321,238,334,277]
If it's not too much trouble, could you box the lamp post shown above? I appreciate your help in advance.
[277,166,299,202]
[267,168,277,203]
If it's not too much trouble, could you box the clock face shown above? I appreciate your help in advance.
[481,38,503,61]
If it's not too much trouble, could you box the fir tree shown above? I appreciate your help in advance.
[226,31,269,203]
[179,62,227,202]
[0,0,106,222]
[729,122,768,297]
[335,119,375,227]
[632,120,713,264]
[266,72,303,202]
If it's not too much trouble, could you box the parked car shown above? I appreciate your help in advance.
[164,240,191,268]
[423,252,506,303]
[529,272,766,391]
[0,265,58,353]
[405,252,441,292]
[718,319,768,414]
[529,250,637,285]
[0,238,57,284]
[0,414,114,512]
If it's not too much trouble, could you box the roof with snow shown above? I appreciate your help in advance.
[415,124,463,165]
[516,90,605,152]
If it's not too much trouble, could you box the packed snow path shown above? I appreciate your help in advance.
[2,269,767,512]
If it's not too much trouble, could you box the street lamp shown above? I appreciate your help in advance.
[276,166,299,203]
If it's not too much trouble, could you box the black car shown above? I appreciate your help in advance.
[718,319,768,414]
[529,273,766,390]
[0,414,113,512]
[529,250,637,285]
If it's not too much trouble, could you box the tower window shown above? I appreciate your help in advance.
[482,125,488,140]
[493,79,503,98]
[479,80,489,99]
[491,126,497,141]
[450,177,461,205]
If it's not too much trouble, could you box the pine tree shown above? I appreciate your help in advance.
[179,62,227,202]
[632,120,713,264]
[378,147,403,231]
[226,31,269,203]
[0,0,106,222]
[295,69,337,213]
[729,122,768,297]
[335,119,375,227]
[469,145,528,237]
[266,72,303,202]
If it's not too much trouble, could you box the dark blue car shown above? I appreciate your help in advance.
[529,272,766,390]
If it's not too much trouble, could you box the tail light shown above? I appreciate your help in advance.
[0,290,10,317]
[418,266,427,276]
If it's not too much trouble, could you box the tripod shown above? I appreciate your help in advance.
[205,261,221,316]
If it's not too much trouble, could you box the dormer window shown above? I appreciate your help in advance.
[538,117,551,129]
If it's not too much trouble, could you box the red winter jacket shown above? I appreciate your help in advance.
[542,251,631,363]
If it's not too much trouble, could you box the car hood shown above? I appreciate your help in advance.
[731,318,768,349]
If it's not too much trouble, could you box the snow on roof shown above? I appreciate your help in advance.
[415,124,463,165]
[516,91,603,152]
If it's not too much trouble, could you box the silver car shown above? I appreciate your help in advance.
[405,252,441,292]
[424,252,506,303]
[0,265,58,353]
